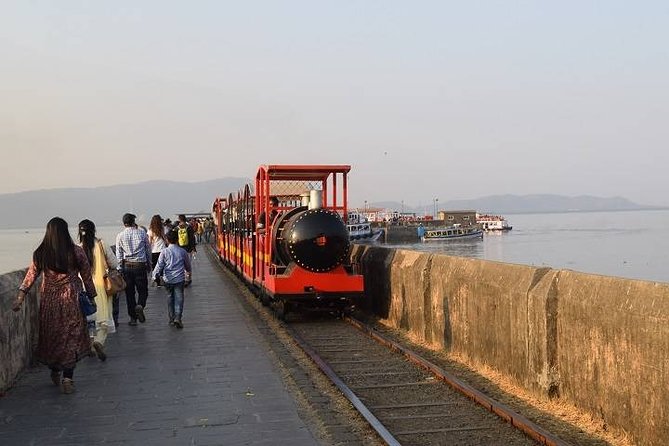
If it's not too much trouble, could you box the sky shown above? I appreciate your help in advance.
[1,1,668,207]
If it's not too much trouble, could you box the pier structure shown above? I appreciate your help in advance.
[1,243,668,445]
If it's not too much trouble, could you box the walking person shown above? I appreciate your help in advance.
[203,217,213,243]
[163,218,173,234]
[115,213,152,325]
[11,217,96,394]
[172,214,196,286]
[173,214,196,253]
[152,230,192,329]
[78,219,117,361]
[196,219,204,244]
[147,214,167,286]
[417,223,426,240]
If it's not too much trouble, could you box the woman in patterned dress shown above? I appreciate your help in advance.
[78,219,117,361]
[11,217,97,394]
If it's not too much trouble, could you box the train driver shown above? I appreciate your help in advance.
[256,196,280,231]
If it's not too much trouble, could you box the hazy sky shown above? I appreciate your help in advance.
[2,1,668,207]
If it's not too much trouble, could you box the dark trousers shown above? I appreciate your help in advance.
[123,263,149,320]
[151,253,162,286]
[151,252,160,269]
[112,293,119,327]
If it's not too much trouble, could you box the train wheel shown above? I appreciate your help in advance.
[276,301,290,321]
[259,288,270,306]
[338,304,353,319]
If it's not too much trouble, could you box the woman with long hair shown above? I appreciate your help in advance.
[11,217,97,394]
[148,214,167,285]
[78,219,117,361]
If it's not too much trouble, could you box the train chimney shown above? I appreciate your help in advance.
[309,190,322,209]
[300,192,310,207]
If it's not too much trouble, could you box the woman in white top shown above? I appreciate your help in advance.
[148,215,167,285]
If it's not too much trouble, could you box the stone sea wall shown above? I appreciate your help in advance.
[0,269,39,393]
[351,245,669,446]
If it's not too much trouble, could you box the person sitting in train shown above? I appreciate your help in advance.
[256,196,280,231]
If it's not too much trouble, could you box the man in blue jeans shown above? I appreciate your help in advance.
[152,230,192,329]
[116,213,152,325]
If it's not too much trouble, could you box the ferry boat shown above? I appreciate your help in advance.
[346,210,383,241]
[421,224,483,242]
[476,213,512,231]
[347,222,384,241]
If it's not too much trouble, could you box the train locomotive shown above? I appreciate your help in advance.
[212,165,364,318]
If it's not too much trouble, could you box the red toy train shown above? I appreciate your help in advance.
[212,165,364,318]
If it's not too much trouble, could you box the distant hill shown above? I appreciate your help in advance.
[2,184,662,231]
[369,194,661,215]
[0,178,249,229]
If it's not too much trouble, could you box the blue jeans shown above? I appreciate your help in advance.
[165,282,185,321]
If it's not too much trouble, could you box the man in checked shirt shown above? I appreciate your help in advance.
[116,213,152,326]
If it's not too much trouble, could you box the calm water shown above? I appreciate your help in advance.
[1,225,124,275]
[2,210,668,283]
[381,209,669,284]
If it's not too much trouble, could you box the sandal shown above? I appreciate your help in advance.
[61,378,75,394]
[92,341,107,362]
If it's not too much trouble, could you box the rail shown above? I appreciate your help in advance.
[345,317,571,446]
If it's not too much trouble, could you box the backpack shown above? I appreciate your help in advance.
[177,226,189,247]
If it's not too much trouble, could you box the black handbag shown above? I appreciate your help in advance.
[78,291,97,316]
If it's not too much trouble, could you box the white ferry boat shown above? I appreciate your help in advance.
[347,222,384,241]
[347,210,383,241]
[476,213,513,231]
[421,224,483,242]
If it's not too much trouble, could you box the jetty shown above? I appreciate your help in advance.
[1,243,668,445]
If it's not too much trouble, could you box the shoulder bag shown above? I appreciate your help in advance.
[99,240,126,295]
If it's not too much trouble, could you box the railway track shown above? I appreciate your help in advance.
[287,316,571,446]
[208,246,571,445]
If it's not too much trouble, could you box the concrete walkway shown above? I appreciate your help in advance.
[0,249,318,445]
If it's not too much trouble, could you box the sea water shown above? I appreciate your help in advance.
[379,209,669,284]
[0,225,124,275]
[1,210,668,283]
